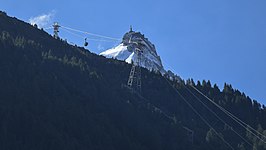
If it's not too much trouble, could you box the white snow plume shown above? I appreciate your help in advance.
[29,11,56,28]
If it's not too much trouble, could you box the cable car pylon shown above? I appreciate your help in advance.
[53,22,60,39]
[127,41,143,94]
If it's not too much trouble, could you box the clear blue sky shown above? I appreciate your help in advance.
[1,0,266,105]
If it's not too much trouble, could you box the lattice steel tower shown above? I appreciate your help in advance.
[53,22,60,39]
[127,43,143,93]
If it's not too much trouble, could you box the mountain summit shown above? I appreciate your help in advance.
[100,27,166,74]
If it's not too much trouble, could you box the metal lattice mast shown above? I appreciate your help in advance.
[127,44,142,93]
[53,22,60,39]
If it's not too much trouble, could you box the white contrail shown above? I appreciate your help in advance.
[29,10,56,28]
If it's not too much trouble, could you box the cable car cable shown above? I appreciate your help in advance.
[189,84,266,144]
[163,78,235,150]
[61,27,120,42]
[61,25,121,41]
[183,84,253,147]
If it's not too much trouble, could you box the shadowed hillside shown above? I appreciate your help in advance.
[0,11,265,150]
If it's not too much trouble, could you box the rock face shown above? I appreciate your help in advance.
[100,28,166,74]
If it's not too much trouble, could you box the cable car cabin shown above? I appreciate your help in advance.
[84,38,88,46]
[84,41,88,46]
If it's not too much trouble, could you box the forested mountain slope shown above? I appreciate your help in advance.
[0,11,265,150]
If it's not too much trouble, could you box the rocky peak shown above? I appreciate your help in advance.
[100,28,165,74]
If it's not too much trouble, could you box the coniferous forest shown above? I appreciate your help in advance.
[0,11,266,150]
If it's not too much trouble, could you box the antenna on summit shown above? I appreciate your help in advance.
[130,25,133,32]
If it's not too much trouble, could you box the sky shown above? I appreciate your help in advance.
[1,0,266,105]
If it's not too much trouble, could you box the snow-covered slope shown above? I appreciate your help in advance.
[100,29,166,74]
